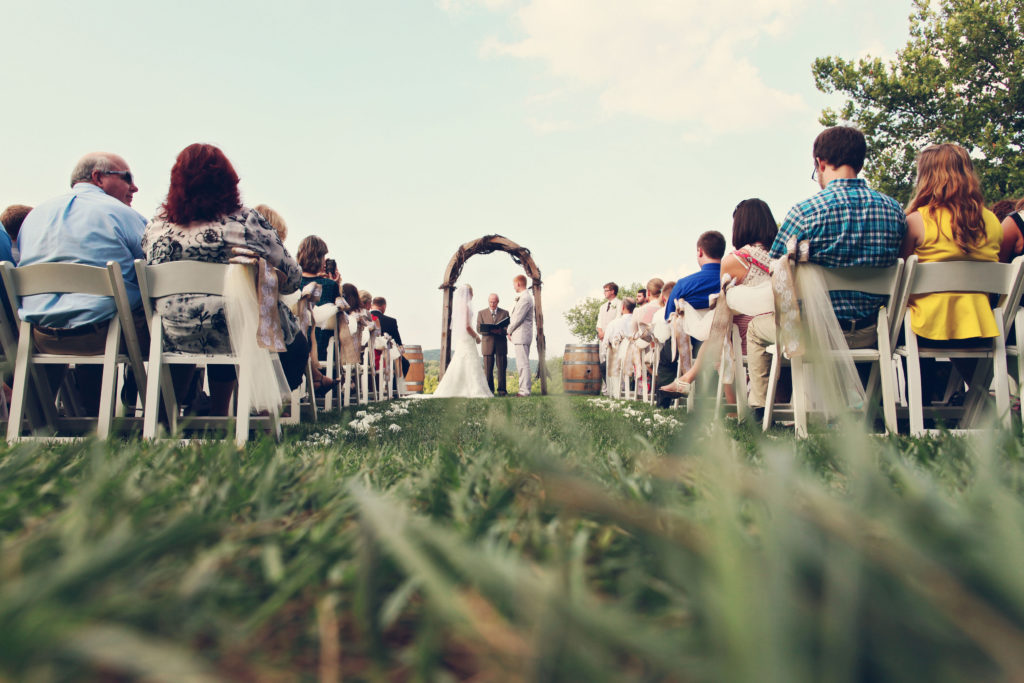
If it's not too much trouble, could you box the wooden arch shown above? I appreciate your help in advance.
[439,234,548,394]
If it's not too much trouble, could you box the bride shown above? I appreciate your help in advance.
[432,284,493,398]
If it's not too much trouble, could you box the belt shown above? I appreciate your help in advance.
[34,322,106,338]
[836,311,878,333]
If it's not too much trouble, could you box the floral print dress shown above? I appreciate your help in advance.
[142,208,302,354]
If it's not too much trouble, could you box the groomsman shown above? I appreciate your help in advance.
[507,275,535,396]
[596,281,623,395]
[477,293,509,395]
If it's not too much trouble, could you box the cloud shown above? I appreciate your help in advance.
[526,117,574,134]
[458,0,807,135]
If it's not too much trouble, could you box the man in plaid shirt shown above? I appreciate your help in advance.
[747,126,907,416]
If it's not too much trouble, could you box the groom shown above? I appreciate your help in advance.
[507,274,535,397]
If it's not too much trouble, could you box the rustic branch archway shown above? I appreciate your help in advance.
[439,234,548,395]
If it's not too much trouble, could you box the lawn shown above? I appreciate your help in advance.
[1,396,1023,681]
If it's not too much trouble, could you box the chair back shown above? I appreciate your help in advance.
[135,259,230,322]
[890,255,1024,337]
[0,260,146,381]
[810,259,905,345]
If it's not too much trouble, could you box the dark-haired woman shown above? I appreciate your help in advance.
[143,143,319,415]
[297,235,340,362]
[662,199,777,396]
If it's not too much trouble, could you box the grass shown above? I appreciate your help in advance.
[1,395,1024,681]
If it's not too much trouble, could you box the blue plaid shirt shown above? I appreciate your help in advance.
[769,178,906,321]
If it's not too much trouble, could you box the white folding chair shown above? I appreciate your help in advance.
[134,259,282,447]
[889,255,1024,436]
[763,260,904,436]
[278,290,318,425]
[0,261,147,441]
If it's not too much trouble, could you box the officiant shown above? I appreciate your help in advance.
[477,293,510,395]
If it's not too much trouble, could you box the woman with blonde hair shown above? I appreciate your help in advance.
[899,142,1004,401]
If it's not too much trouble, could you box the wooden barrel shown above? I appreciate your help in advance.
[562,343,601,395]
[403,345,424,393]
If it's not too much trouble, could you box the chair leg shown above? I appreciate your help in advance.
[732,327,748,420]
[994,343,1011,428]
[791,356,807,438]
[906,318,925,436]
[876,327,897,435]
[95,320,122,439]
[763,349,781,431]
[143,348,162,440]
[7,329,33,442]
[235,360,252,448]
[305,361,318,422]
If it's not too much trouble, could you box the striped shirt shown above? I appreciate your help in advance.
[769,178,906,321]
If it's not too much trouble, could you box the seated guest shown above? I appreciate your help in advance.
[746,126,906,419]
[901,143,1004,400]
[254,204,288,242]
[370,296,409,377]
[636,278,663,325]
[1,204,31,261]
[998,198,1024,262]
[662,199,778,396]
[143,143,319,415]
[297,235,341,361]
[664,230,726,320]
[17,152,148,415]
[606,297,636,396]
[991,199,1017,223]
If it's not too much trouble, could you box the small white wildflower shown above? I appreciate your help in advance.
[389,424,401,432]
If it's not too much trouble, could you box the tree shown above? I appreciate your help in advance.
[813,0,1024,205]
[563,282,643,343]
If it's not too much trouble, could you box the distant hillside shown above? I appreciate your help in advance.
[420,348,547,373]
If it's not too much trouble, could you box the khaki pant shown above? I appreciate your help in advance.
[746,313,877,409]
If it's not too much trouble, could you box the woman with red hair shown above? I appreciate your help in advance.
[143,143,326,415]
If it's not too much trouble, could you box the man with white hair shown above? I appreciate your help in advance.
[16,152,148,414]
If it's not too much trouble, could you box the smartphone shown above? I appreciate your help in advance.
[324,258,337,277]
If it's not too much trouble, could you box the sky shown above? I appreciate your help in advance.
[0,0,915,357]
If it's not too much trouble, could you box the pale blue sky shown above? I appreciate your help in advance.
[1,0,914,354]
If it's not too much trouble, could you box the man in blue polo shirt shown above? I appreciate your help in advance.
[664,230,725,321]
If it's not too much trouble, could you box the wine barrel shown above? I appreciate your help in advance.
[403,345,424,393]
[562,343,601,395]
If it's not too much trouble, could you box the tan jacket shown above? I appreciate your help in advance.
[476,306,509,356]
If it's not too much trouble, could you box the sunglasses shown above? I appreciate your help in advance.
[100,170,134,184]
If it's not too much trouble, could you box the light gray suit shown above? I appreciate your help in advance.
[508,290,534,395]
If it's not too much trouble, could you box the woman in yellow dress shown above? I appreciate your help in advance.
[899,142,1003,400]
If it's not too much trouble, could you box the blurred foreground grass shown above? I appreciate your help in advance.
[1,395,1024,681]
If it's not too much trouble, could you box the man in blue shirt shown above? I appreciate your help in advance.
[16,152,149,414]
[746,126,907,417]
[664,230,725,320]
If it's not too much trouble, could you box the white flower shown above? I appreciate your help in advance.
[389,424,402,432]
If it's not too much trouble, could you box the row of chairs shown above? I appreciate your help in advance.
[761,254,1024,436]
[0,259,406,446]
[608,255,1024,437]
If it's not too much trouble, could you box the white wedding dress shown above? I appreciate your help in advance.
[432,286,493,398]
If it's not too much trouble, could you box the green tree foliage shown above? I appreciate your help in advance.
[563,282,643,343]
[813,0,1024,204]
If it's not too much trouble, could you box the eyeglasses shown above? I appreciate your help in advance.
[100,170,134,184]
[810,160,818,181]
